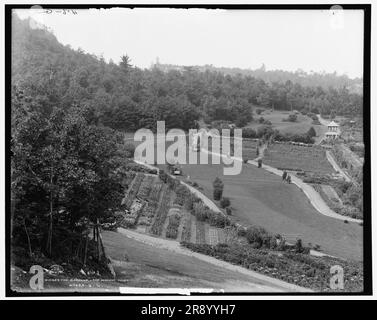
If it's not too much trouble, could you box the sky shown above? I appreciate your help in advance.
[15,7,364,79]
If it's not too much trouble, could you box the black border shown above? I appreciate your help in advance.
[4,3,372,297]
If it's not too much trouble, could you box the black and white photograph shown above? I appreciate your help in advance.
[2,2,374,302]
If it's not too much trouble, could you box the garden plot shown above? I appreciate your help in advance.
[150,187,173,236]
[165,209,182,239]
[121,198,145,228]
[136,175,156,199]
[208,227,219,245]
[122,173,143,208]
[195,220,206,244]
[180,213,192,242]
[263,143,335,174]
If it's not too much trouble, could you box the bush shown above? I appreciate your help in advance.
[207,211,230,228]
[159,169,168,183]
[235,117,248,128]
[237,227,247,237]
[307,127,316,138]
[242,127,257,139]
[256,125,274,139]
[258,117,265,124]
[285,114,297,122]
[225,207,232,215]
[124,142,136,158]
[192,202,208,221]
[213,177,224,200]
[256,108,263,115]
[220,197,231,208]
[245,226,272,249]
[274,132,314,144]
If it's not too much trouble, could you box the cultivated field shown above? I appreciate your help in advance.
[263,143,336,174]
[118,172,225,246]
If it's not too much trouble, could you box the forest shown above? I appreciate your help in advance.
[10,14,364,269]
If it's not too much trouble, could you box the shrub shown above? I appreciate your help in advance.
[307,127,316,138]
[257,125,274,139]
[235,117,248,128]
[220,197,231,208]
[184,194,195,211]
[287,114,297,122]
[159,169,168,183]
[225,207,232,215]
[124,142,136,158]
[259,117,265,124]
[213,177,224,200]
[256,108,263,115]
[242,127,257,139]
[245,226,271,249]
[294,238,304,253]
[237,227,247,237]
[192,202,208,221]
[207,211,230,228]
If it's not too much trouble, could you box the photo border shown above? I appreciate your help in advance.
[4,3,372,297]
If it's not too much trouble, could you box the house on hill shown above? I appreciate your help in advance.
[325,121,340,140]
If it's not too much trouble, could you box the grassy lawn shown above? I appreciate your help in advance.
[177,162,362,261]
[248,109,326,139]
[263,143,335,174]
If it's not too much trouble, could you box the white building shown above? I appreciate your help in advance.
[325,121,340,139]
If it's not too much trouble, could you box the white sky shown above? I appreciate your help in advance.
[15,7,364,78]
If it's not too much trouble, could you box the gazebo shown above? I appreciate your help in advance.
[325,121,340,139]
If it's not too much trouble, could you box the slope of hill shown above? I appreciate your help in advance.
[154,63,363,93]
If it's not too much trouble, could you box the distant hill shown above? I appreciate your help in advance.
[153,63,363,94]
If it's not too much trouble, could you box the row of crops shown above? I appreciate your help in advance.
[120,173,226,246]
[263,143,335,174]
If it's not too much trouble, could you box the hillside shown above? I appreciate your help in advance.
[12,13,363,130]
[154,63,363,94]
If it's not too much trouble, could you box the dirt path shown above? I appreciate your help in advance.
[326,151,351,182]
[316,114,330,144]
[113,228,311,292]
[247,159,362,223]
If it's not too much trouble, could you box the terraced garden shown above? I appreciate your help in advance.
[263,143,336,174]
[117,172,226,246]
